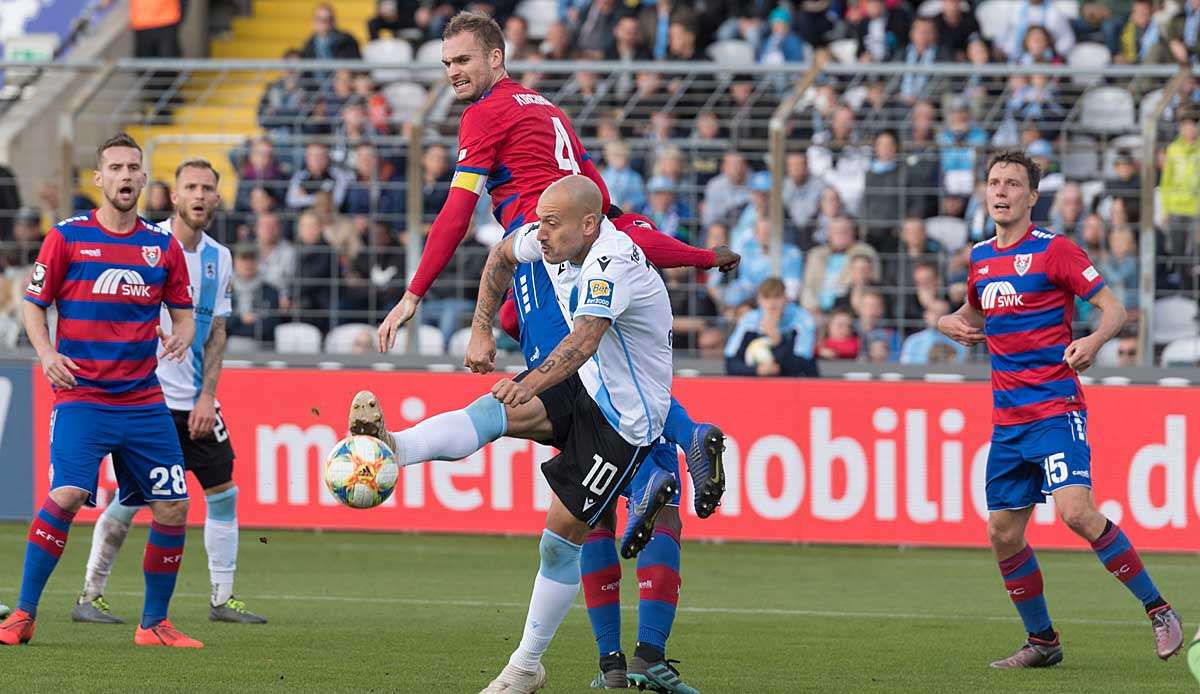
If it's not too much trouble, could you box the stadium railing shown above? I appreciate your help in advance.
[0,58,1195,371]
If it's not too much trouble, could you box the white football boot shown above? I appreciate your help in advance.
[346,390,397,452]
[479,662,547,693]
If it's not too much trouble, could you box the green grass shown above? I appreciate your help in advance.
[0,522,1197,693]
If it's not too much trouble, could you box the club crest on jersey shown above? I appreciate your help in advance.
[205,261,216,279]
[141,245,161,267]
[27,262,47,295]
[1013,253,1032,277]
[585,278,614,308]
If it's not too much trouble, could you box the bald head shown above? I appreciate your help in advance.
[534,175,605,264]
[542,175,603,218]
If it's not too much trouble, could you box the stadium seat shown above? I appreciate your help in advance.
[1095,338,1122,367]
[1061,136,1100,179]
[1079,179,1106,209]
[706,39,756,64]
[414,39,444,83]
[1140,87,1166,128]
[1053,0,1081,17]
[448,327,473,357]
[827,38,858,64]
[274,322,323,354]
[383,82,429,124]
[324,323,377,354]
[416,325,446,355]
[842,85,868,111]
[363,39,414,84]
[1068,42,1112,86]
[975,0,1019,40]
[1160,336,1200,366]
[0,316,18,350]
[1079,87,1136,133]
[925,216,968,252]
[1102,134,1144,176]
[1152,295,1199,344]
[517,0,557,39]
[225,336,259,354]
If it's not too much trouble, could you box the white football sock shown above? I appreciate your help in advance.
[205,487,239,606]
[508,530,582,673]
[390,395,507,466]
[82,500,137,601]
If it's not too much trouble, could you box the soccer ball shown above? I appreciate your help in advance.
[324,435,399,509]
[743,336,776,367]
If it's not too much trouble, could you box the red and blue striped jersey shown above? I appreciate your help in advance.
[967,225,1105,425]
[23,211,192,408]
[452,77,593,232]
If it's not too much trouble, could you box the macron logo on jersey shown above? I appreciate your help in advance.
[981,281,1024,310]
[93,268,151,298]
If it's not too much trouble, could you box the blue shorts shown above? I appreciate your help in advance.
[986,411,1091,511]
[623,442,682,506]
[50,403,189,508]
[512,259,571,368]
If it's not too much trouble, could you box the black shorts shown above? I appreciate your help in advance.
[168,408,236,489]
[532,374,653,527]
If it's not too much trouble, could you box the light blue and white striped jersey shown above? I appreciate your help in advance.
[155,218,233,411]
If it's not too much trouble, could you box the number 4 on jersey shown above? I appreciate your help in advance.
[551,116,580,174]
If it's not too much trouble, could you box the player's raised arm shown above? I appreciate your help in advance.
[492,315,610,406]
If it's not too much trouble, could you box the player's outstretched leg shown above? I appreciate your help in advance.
[662,398,725,519]
[204,485,267,624]
[74,498,137,624]
[134,502,202,649]
[349,390,509,468]
[1,495,82,646]
[481,527,578,694]
[581,522,626,689]
[1087,519,1183,659]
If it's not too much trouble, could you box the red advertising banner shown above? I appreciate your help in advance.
[32,369,1200,551]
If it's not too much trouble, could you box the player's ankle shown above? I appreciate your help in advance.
[634,642,664,663]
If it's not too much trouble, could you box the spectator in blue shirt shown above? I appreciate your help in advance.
[731,170,772,255]
[758,7,808,63]
[643,176,692,240]
[601,140,647,212]
[936,97,988,196]
[725,277,819,377]
[725,217,804,306]
[900,299,968,364]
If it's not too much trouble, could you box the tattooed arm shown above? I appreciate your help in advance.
[464,235,519,374]
[188,316,227,440]
[491,315,610,406]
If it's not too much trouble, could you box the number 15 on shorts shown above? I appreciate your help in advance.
[1042,452,1067,487]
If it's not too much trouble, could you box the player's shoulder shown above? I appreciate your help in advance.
[1030,226,1057,241]
[140,217,171,236]
[52,213,91,234]
[968,236,996,264]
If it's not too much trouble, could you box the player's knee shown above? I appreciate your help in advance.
[1058,505,1097,536]
[465,394,507,442]
[538,529,582,583]
[150,500,189,526]
[655,506,682,535]
[49,487,89,514]
[986,516,1023,550]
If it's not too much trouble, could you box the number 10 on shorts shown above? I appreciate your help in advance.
[1042,452,1068,486]
[583,454,618,496]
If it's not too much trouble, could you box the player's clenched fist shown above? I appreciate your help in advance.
[464,329,497,374]
[937,314,986,347]
[1063,336,1101,373]
[38,350,79,389]
[491,378,533,406]
[710,245,741,273]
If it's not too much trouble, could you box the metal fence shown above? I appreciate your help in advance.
[0,58,1195,368]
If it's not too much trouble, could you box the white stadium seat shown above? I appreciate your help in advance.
[383,82,429,124]
[414,39,444,83]
[225,336,259,354]
[274,322,322,354]
[1140,87,1166,128]
[363,38,414,84]
[324,323,377,354]
[1079,87,1136,133]
[1094,338,1122,368]
[975,0,1019,40]
[387,325,446,355]
[1152,295,1199,344]
[1161,336,1200,366]
[517,0,558,40]
[1068,42,1112,86]
[925,216,969,252]
[706,39,756,64]
[827,38,858,64]
[1061,136,1100,179]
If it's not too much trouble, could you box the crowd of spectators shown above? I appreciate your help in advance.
[2,0,1200,366]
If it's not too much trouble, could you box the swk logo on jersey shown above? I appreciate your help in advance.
[93,268,151,298]
[980,281,1024,310]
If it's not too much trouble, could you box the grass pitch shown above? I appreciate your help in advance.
[0,522,1196,693]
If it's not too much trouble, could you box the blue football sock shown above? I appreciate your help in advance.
[1091,522,1163,608]
[142,521,186,629]
[18,498,76,617]
[660,398,699,451]
[999,545,1054,637]
[581,528,622,656]
[636,527,681,653]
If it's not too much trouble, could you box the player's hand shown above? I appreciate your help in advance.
[937,314,986,347]
[189,393,217,440]
[378,291,420,352]
[710,245,741,273]
[491,378,533,407]
[39,351,79,389]
[157,326,189,362]
[1064,336,1101,373]
[464,329,497,374]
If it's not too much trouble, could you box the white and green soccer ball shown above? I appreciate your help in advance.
[324,435,399,509]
